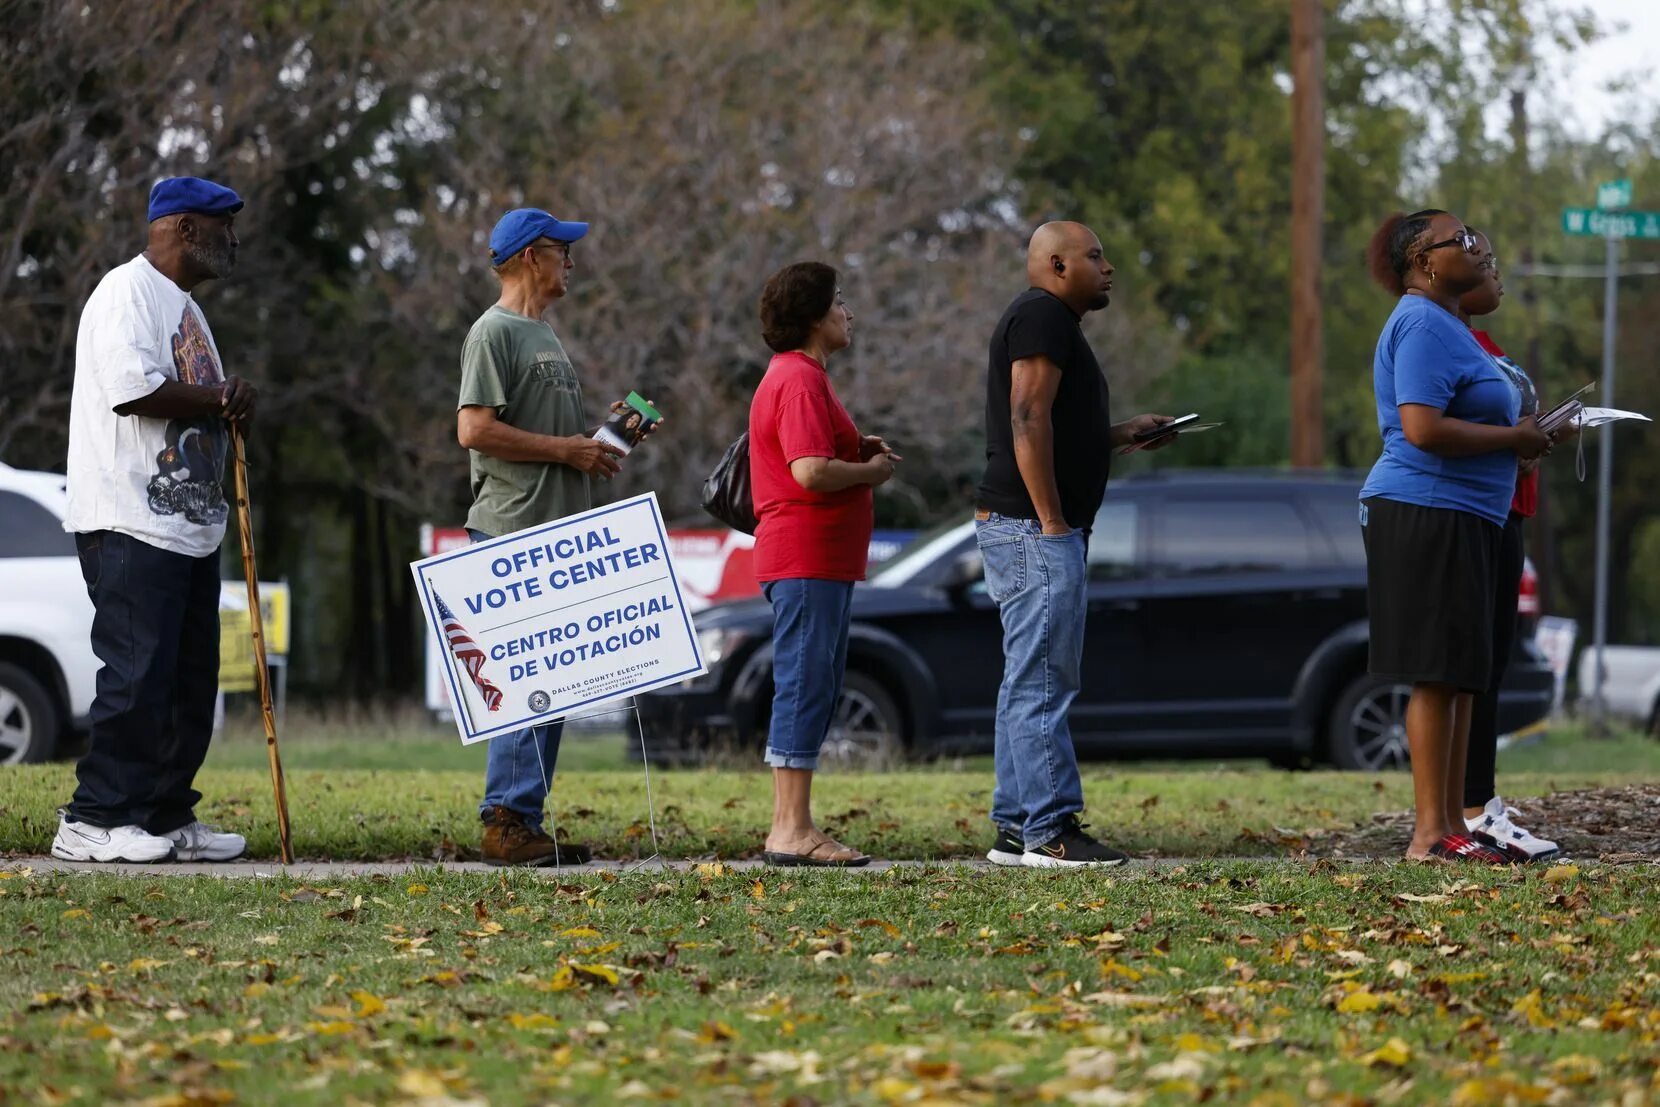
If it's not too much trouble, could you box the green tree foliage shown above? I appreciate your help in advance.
[2,0,1656,696]
[0,0,1045,695]
[884,0,1658,645]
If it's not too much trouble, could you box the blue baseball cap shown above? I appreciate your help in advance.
[488,208,589,264]
[147,177,244,222]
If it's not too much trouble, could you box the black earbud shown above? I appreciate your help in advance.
[1053,261,1065,274]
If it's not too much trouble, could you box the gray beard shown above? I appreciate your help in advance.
[186,239,236,278]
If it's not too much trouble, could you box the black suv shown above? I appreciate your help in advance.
[636,471,1554,770]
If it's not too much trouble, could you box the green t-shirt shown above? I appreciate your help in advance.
[458,305,590,537]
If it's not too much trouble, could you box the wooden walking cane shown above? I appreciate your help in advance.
[231,425,294,864]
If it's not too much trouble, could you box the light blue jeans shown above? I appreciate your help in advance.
[975,514,1087,849]
[762,578,854,771]
[469,529,565,829]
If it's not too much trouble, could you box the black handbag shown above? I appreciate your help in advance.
[701,431,757,534]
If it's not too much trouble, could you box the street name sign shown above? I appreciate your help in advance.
[1562,207,1660,240]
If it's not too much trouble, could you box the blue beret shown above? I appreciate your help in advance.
[148,177,244,222]
[488,208,589,264]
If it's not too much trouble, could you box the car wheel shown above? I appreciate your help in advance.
[1327,674,1413,771]
[818,670,904,771]
[0,662,59,766]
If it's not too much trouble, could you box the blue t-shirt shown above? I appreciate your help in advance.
[1360,296,1521,527]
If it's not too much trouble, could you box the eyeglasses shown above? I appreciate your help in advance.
[1418,230,1478,257]
[531,241,573,260]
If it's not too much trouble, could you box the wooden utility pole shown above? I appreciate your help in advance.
[1289,0,1326,467]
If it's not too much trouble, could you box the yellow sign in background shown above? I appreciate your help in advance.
[218,582,290,693]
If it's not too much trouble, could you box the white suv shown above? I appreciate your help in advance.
[0,462,96,763]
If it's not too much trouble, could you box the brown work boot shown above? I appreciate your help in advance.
[480,806,592,866]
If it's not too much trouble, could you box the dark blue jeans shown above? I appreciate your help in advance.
[762,578,854,771]
[468,529,565,828]
[67,531,219,833]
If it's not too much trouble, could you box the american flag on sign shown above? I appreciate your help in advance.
[433,591,503,712]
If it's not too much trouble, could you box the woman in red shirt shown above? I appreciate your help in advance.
[749,262,898,866]
[1458,230,1570,861]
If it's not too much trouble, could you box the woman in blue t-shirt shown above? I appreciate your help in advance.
[1359,208,1552,864]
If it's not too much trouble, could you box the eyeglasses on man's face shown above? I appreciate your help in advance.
[531,241,573,260]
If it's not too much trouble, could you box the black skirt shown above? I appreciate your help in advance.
[1361,496,1502,693]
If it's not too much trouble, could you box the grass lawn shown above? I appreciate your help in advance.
[3,719,1658,863]
[1,862,1656,1105]
[4,720,1657,1103]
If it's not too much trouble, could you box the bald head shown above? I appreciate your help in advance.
[1026,221,1092,278]
[1026,221,1114,314]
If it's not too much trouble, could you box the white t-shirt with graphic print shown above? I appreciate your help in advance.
[65,254,230,558]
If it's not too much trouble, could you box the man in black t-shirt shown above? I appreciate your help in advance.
[975,221,1176,869]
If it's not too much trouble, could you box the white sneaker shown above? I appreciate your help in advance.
[1465,796,1561,863]
[51,813,176,863]
[161,821,247,862]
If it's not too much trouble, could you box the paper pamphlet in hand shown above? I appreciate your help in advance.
[594,392,662,455]
[1118,416,1223,454]
[1536,383,1594,435]
[1156,421,1223,436]
[1574,406,1652,429]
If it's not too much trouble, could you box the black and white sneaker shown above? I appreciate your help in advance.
[1465,796,1562,863]
[1021,817,1129,868]
[987,827,1025,867]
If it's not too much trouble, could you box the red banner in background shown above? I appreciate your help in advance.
[668,528,759,611]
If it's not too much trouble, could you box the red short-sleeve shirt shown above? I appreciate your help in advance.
[747,351,873,582]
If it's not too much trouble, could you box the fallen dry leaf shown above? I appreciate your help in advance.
[1360,1038,1413,1068]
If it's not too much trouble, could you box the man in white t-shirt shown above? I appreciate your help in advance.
[52,177,260,864]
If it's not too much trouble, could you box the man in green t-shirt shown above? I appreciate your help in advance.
[457,207,625,866]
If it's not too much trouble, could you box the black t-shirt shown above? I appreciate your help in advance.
[975,288,1113,529]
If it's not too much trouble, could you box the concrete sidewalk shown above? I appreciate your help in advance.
[11,853,1648,878]
[5,855,1291,878]
[7,856,990,878]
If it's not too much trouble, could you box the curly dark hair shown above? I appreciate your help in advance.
[1365,209,1446,296]
[759,261,838,353]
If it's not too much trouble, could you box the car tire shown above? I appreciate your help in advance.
[818,670,905,771]
[1326,673,1413,771]
[0,662,59,766]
